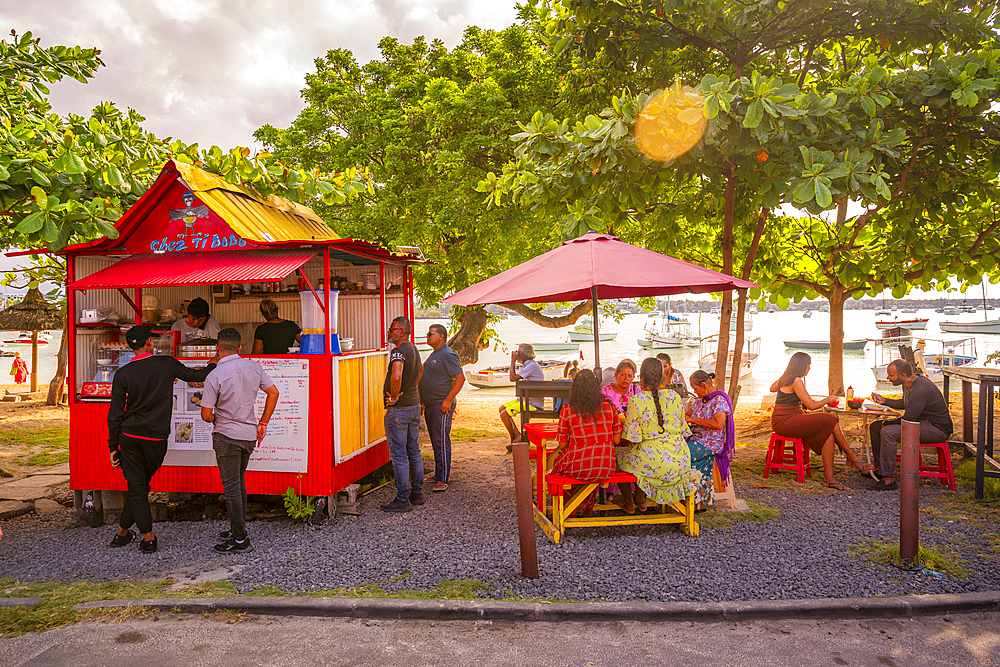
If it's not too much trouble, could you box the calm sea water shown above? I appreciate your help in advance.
[3,329,63,384]
[418,309,1000,401]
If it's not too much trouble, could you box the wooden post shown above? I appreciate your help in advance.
[899,419,920,565]
[962,380,974,444]
[511,442,538,579]
[30,330,38,392]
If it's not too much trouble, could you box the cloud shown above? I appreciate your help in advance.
[0,0,519,149]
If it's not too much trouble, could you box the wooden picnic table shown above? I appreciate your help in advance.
[941,367,1000,499]
[824,399,902,477]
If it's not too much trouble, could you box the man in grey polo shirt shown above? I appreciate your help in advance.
[201,328,279,553]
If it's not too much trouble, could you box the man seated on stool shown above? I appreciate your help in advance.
[868,359,953,491]
[499,343,544,445]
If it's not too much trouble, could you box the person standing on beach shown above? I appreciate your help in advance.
[107,326,219,553]
[200,328,279,553]
[381,316,424,512]
[419,323,464,492]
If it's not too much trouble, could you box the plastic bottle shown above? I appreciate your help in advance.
[846,385,854,400]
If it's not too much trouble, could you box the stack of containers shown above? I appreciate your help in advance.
[299,287,341,354]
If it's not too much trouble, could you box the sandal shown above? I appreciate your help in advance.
[611,495,635,515]
[821,480,851,491]
[849,460,876,473]
[432,482,448,492]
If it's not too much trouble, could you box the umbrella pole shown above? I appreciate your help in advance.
[591,287,601,376]
[30,330,38,392]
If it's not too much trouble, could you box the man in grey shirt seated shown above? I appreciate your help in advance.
[201,328,279,552]
[868,359,953,491]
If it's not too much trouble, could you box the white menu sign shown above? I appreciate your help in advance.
[166,357,310,473]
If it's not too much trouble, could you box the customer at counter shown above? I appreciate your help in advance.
[252,298,301,355]
[171,297,221,342]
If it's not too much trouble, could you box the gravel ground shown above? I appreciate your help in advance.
[1,436,999,602]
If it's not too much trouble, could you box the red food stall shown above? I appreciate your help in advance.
[55,160,422,511]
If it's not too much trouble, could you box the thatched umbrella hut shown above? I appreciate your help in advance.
[0,288,63,392]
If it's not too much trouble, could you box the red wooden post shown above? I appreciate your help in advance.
[511,442,539,579]
[900,419,920,565]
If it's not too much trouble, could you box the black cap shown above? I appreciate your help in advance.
[125,325,154,349]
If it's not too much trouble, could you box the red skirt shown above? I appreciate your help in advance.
[771,404,838,455]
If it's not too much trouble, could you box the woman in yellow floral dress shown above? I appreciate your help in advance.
[615,358,699,513]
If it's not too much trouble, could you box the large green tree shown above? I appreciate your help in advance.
[255,21,599,362]
[484,0,1000,394]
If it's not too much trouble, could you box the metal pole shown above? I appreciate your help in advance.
[900,419,920,565]
[511,441,538,579]
[591,286,601,374]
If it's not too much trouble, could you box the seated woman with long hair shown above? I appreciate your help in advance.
[601,359,639,415]
[552,369,622,515]
[684,370,735,508]
[770,351,875,491]
[615,358,699,513]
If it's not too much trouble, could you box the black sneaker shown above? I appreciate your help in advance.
[409,493,425,506]
[110,529,135,548]
[213,538,253,553]
[380,498,411,512]
[218,529,250,540]
[140,536,158,553]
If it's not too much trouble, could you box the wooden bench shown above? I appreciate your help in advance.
[515,380,573,436]
[534,471,699,544]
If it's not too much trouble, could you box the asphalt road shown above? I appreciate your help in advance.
[2,612,999,666]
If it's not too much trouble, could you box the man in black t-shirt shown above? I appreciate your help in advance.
[380,316,424,512]
[868,359,953,491]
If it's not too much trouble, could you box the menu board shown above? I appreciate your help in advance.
[166,357,310,473]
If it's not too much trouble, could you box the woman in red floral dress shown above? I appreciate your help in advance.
[551,369,623,515]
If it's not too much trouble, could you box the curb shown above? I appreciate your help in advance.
[74,591,1000,622]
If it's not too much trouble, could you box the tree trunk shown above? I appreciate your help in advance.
[448,306,490,365]
[47,318,68,406]
[713,165,737,391]
[727,288,747,400]
[827,286,847,396]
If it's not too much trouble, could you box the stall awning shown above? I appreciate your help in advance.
[71,249,319,289]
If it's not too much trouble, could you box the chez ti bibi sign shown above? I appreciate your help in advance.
[127,186,254,254]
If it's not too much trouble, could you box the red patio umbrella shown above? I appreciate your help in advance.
[442,232,758,368]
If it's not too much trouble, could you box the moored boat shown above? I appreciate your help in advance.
[530,342,582,354]
[783,339,868,352]
[638,319,700,349]
[567,316,617,342]
[465,359,566,388]
[699,334,760,379]
[1,331,49,345]
[802,310,812,318]
[871,335,977,383]
[875,317,928,330]
[939,319,1000,334]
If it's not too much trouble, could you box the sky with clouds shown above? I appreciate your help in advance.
[1,0,521,149]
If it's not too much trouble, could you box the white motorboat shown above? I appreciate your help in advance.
[465,359,566,388]
[638,319,700,349]
[871,335,977,383]
[941,306,960,316]
[1,331,49,345]
[567,317,617,342]
[939,319,1000,334]
[529,342,582,355]
[875,317,929,330]
[802,310,813,319]
[699,334,760,379]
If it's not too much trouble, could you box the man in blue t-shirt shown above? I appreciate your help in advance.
[381,316,423,512]
[499,343,544,444]
[418,324,465,492]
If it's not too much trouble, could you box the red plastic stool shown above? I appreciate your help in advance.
[895,442,956,491]
[764,433,812,483]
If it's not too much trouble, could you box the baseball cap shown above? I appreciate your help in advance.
[125,325,154,349]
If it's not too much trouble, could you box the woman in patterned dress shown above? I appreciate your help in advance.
[684,370,734,507]
[615,358,699,513]
[600,359,639,415]
[552,369,622,515]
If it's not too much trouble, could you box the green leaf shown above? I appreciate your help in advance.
[31,186,48,210]
[15,211,46,234]
[29,167,50,186]
[94,221,120,239]
[813,180,833,208]
[0,163,9,180]
[743,99,764,128]
[54,151,87,174]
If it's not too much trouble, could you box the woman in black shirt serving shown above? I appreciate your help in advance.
[252,298,302,355]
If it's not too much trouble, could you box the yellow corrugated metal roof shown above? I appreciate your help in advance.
[173,161,339,243]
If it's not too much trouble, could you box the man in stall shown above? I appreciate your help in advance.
[381,316,424,512]
[107,325,219,553]
[201,328,279,553]
[868,359,953,491]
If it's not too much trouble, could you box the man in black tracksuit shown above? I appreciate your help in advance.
[107,326,219,552]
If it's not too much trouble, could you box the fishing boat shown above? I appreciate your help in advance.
[529,342,582,355]
[699,334,761,379]
[875,317,928,330]
[941,306,960,316]
[567,317,617,342]
[766,307,776,314]
[464,359,566,388]
[939,319,1000,334]
[638,319,700,349]
[783,339,868,352]
[1,331,49,345]
[871,336,977,384]
[728,308,754,331]
[901,307,917,314]
[802,310,813,319]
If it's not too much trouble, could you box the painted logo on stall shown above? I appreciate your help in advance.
[150,231,248,253]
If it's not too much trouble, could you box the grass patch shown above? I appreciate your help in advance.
[243,585,285,597]
[304,578,493,601]
[451,428,503,441]
[848,539,969,579]
[954,460,1000,502]
[1,425,69,468]
[17,449,69,466]
[697,499,780,530]
[0,578,238,639]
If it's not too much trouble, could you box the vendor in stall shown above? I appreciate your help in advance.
[252,298,302,355]
[171,297,221,342]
